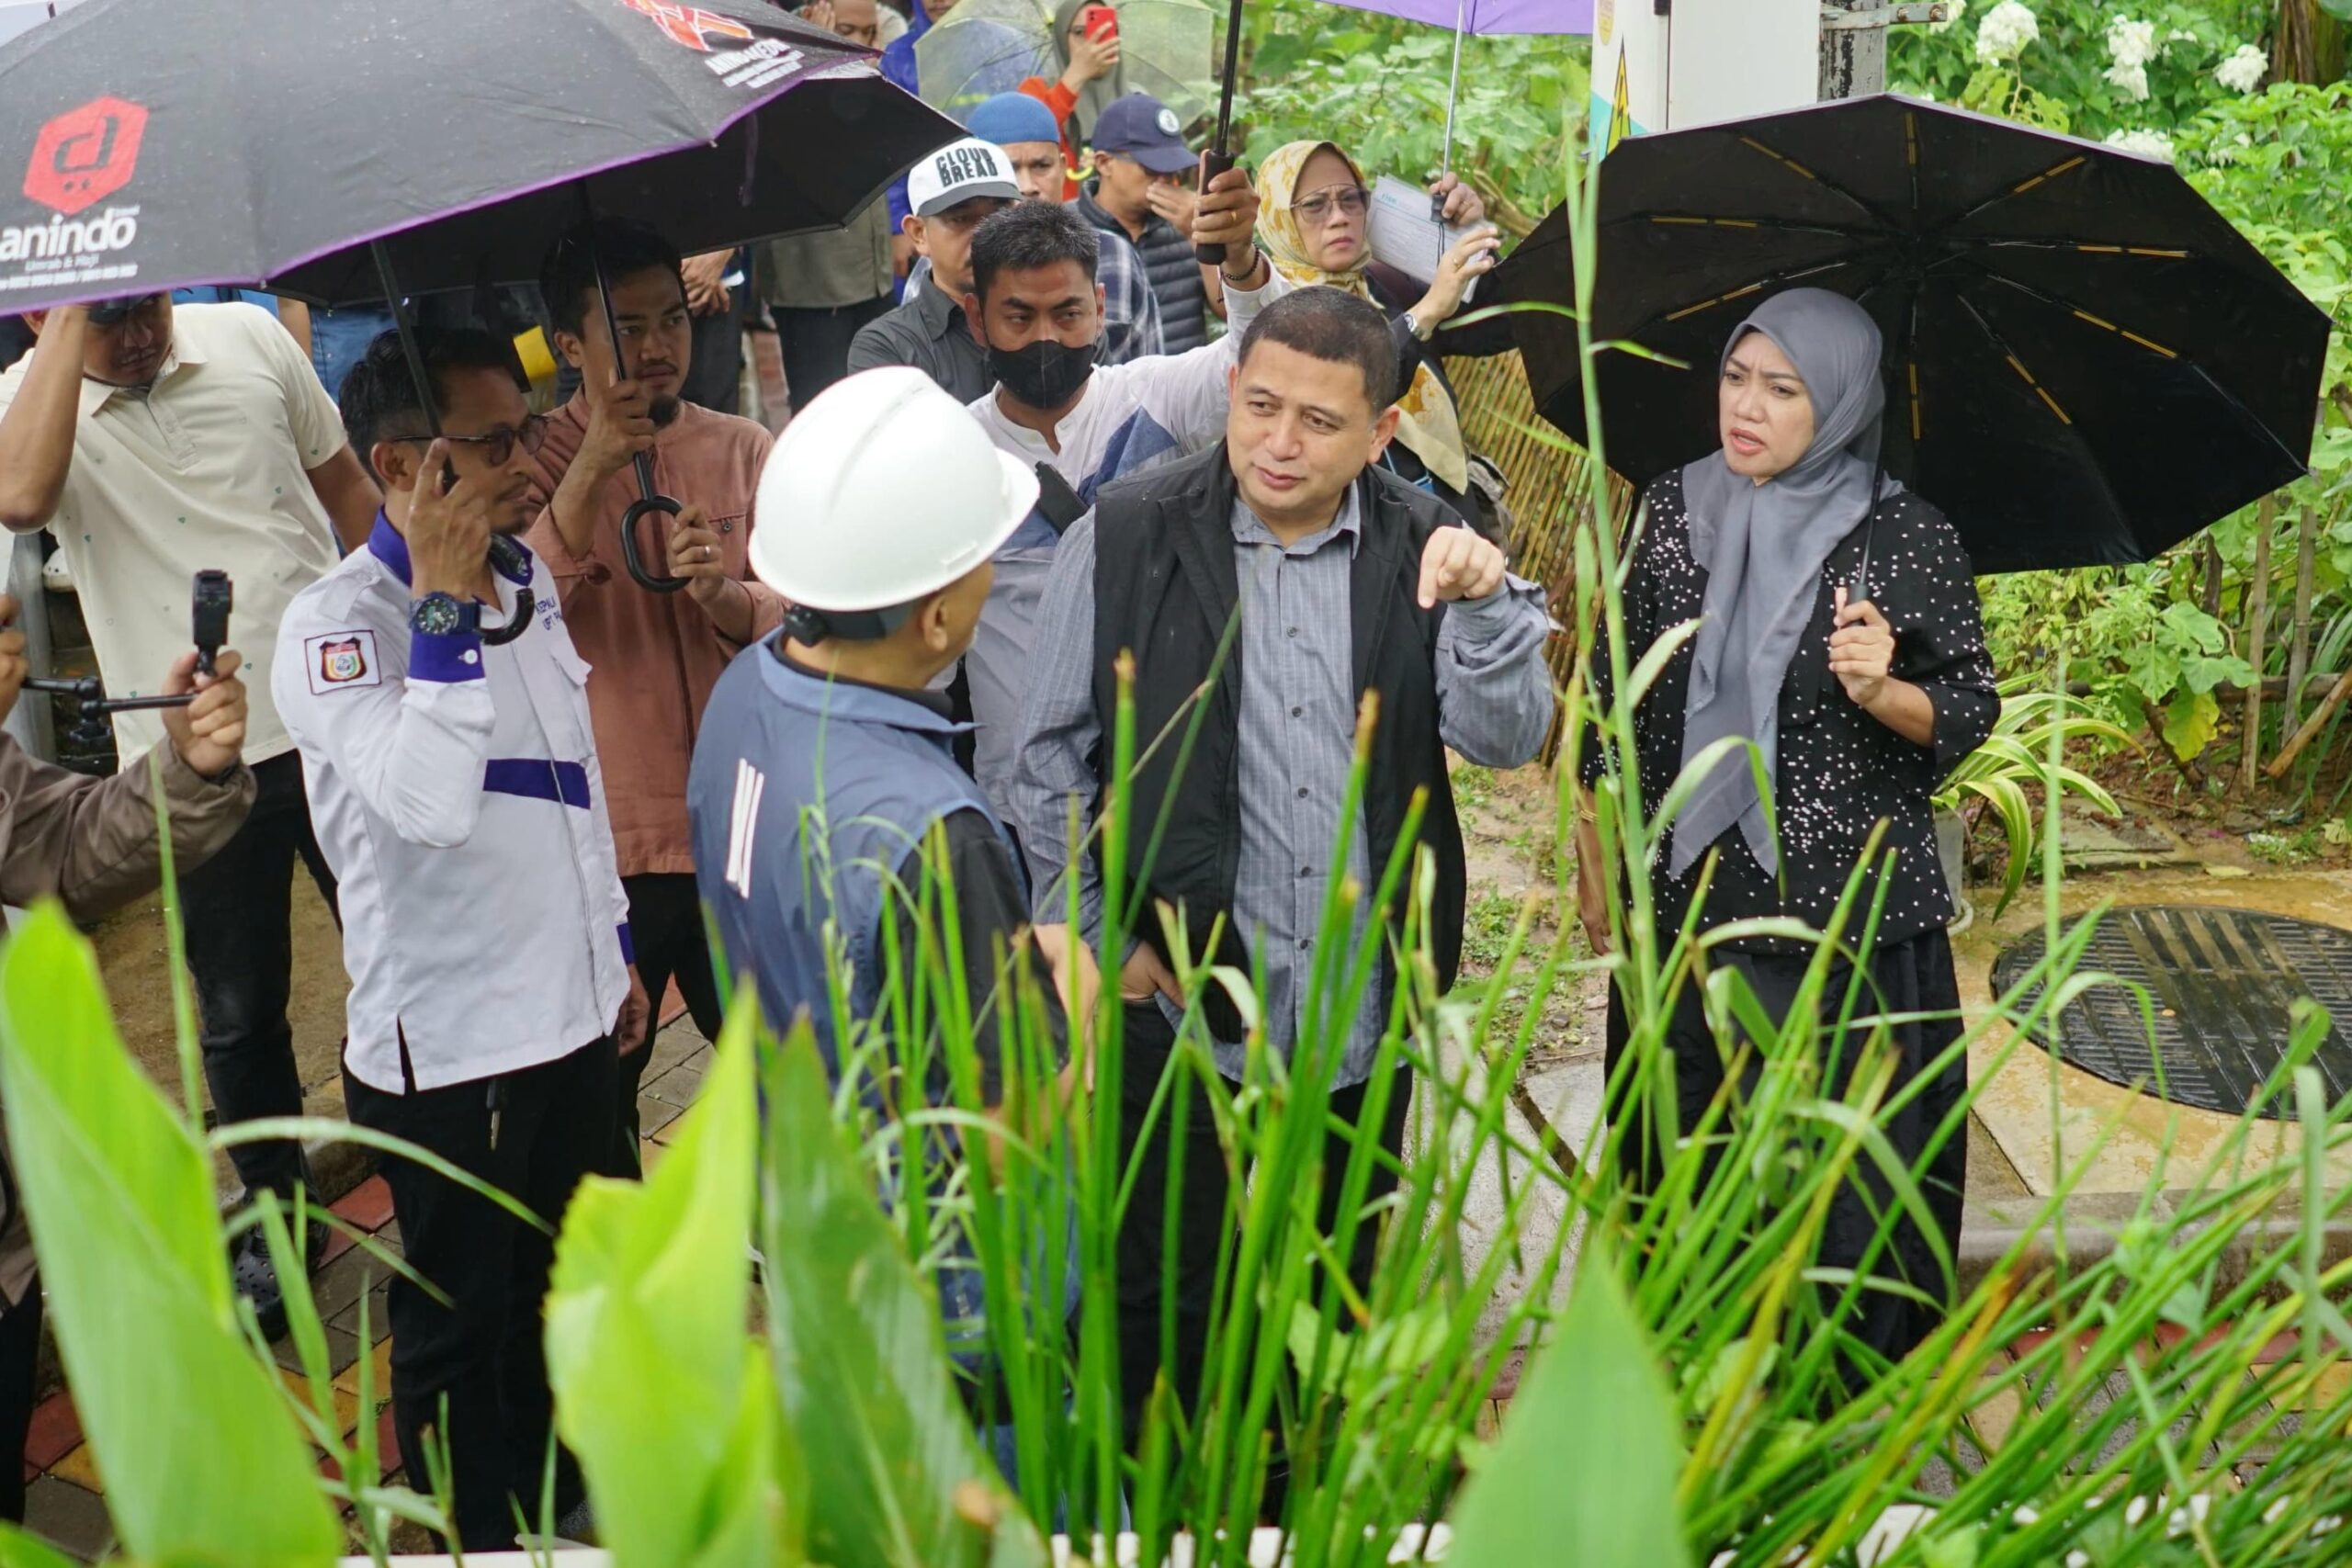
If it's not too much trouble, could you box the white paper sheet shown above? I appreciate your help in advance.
[1364,174,1479,304]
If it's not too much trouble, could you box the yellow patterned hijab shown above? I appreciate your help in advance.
[1254,140,1469,494]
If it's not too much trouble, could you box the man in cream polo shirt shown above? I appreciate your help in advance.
[0,294,383,1337]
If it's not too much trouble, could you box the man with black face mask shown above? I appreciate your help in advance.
[954,181,1286,826]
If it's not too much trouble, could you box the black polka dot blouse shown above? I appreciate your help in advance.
[1581,468,2001,951]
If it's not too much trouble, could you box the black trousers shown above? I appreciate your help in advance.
[1604,928,1969,1370]
[1114,1001,1413,1438]
[0,1284,40,1523]
[615,873,725,1162]
[773,296,891,412]
[178,750,339,1202]
[343,1037,616,1551]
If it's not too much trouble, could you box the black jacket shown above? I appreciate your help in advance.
[1089,445,1467,1039]
[846,276,992,403]
[1078,182,1208,355]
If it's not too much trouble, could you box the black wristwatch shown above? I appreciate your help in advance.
[409,592,480,637]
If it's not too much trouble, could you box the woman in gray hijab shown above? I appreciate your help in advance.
[1574,288,1998,1366]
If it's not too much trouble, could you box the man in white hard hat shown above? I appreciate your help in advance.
[687,365,1071,1440]
[689,364,1058,1090]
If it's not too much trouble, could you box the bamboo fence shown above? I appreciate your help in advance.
[1442,349,1635,753]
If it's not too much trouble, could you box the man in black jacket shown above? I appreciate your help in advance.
[1009,286,1552,1437]
[1079,94,1211,354]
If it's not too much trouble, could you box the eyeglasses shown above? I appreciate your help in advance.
[1291,186,1369,225]
[85,294,164,326]
[393,414,549,467]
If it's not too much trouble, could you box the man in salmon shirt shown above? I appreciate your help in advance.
[525,217,784,1170]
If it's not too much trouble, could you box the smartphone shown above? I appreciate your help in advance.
[1078,5,1117,43]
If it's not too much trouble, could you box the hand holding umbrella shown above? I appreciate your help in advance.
[1189,163,1264,280]
[573,354,661,508]
[1827,583,1895,708]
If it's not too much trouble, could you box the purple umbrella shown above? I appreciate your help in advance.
[1309,0,1592,197]
[1196,0,1589,255]
[1318,0,1590,33]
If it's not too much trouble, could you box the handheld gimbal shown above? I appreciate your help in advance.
[29,570,232,750]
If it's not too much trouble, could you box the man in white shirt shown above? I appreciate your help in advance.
[275,326,646,1551]
[0,294,383,1336]
[953,182,1290,826]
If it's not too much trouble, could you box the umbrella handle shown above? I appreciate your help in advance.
[481,536,539,646]
[620,493,691,594]
[1194,149,1236,266]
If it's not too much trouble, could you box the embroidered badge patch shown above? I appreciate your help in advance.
[306,629,381,694]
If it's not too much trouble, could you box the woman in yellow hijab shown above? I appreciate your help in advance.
[1253,140,1511,523]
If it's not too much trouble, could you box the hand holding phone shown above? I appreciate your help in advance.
[1065,5,1120,85]
[407,441,495,602]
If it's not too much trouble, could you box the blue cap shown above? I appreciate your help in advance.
[1090,94,1194,175]
[967,92,1062,151]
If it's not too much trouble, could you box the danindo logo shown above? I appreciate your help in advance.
[24,96,147,217]
[620,0,754,51]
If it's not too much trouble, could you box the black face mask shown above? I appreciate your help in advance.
[989,337,1099,410]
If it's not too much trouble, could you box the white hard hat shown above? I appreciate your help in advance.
[749,367,1039,613]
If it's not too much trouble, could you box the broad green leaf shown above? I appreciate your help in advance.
[546,1000,797,1565]
[758,1023,1046,1568]
[2161,689,2221,761]
[0,1527,82,1568]
[0,907,339,1565]
[1442,1242,1693,1568]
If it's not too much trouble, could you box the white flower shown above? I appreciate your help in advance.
[2103,127,2176,161]
[2103,60,2151,101]
[1973,0,2038,63]
[2204,131,2254,166]
[2106,17,2156,71]
[2216,43,2267,94]
[2166,29,2198,43]
[1929,0,1966,34]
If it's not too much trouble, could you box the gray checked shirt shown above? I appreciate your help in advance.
[1011,488,1555,1088]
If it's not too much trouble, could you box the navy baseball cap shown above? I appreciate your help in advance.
[1091,94,1195,175]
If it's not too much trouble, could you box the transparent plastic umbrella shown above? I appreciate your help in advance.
[914,0,1216,131]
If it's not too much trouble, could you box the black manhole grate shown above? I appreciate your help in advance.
[1991,906,2352,1120]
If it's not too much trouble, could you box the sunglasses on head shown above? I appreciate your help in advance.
[85,293,164,326]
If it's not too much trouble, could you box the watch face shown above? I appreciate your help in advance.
[412,594,461,637]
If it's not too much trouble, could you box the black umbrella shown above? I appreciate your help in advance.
[1193,0,1245,264]
[1493,94,2333,577]
[0,0,959,589]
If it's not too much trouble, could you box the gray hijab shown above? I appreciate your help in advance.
[1668,288,1897,880]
